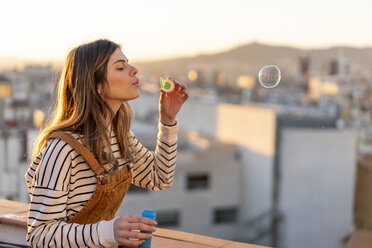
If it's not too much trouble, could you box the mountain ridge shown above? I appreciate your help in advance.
[133,42,372,79]
[1,42,372,77]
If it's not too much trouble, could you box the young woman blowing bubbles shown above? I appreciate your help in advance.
[25,39,189,247]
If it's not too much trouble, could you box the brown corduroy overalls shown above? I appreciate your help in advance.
[49,131,132,246]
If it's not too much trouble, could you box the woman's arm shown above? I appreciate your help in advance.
[26,139,116,247]
[27,188,116,247]
[130,121,178,190]
[130,77,188,190]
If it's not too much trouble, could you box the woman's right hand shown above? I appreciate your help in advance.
[113,215,157,247]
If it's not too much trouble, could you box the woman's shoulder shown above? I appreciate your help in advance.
[41,131,84,160]
[27,132,84,189]
[59,130,84,141]
[42,138,74,160]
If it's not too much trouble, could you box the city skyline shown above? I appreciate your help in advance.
[1,0,372,63]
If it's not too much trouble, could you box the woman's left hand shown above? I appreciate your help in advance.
[159,76,189,126]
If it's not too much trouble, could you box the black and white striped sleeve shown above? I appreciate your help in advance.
[130,121,178,191]
[26,139,117,247]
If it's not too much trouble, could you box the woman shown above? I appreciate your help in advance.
[25,39,189,247]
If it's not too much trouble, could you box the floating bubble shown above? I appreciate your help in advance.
[258,65,281,88]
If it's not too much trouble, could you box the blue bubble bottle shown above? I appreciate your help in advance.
[138,210,156,248]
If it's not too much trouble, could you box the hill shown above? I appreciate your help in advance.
[134,42,372,79]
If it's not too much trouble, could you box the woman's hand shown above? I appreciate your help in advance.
[113,215,157,247]
[159,76,189,126]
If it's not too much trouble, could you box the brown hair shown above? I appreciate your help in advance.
[32,39,134,172]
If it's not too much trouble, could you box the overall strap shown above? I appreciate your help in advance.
[48,131,105,176]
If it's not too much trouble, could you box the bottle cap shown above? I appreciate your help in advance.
[142,210,156,220]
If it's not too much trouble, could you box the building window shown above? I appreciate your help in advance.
[213,207,238,224]
[156,210,180,227]
[186,173,209,191]
[127,185,149,194]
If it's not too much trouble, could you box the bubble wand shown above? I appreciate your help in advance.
[160,77,175,92]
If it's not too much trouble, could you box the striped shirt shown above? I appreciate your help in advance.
[25,122,178,247]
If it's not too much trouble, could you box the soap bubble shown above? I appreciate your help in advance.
[258,65,281,88]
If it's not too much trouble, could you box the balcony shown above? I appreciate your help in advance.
[0,199,269,248]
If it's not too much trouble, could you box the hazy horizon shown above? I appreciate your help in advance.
[1,40,372,71]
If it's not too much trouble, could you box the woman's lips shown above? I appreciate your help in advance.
[133,81,139,87]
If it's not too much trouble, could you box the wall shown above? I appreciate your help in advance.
[278,129,357,248]
[117,141,242,240]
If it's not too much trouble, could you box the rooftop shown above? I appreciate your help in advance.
[0,199,270,248]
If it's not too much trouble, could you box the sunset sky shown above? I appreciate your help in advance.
[1,0,371,62]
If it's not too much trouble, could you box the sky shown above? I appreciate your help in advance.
[1,0,372,62]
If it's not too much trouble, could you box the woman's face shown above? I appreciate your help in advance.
[102,48,140,111]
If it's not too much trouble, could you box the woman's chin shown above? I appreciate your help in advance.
[126,91,141,101]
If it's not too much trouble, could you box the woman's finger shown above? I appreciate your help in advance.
[126,222,157,232]
[122,231,152,240]
[178,84,186,94]
[181,92,189,102]
[166,76,174,82]
[122,215,157,226]
[160,90,167,102]
[173,80,186,92]
[119,239,145,247]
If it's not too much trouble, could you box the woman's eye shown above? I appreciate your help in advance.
[117,68,124,71]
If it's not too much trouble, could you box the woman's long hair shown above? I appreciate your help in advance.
[32,39,134,172]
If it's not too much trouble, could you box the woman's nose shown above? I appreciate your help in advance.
[131,66,138,76]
